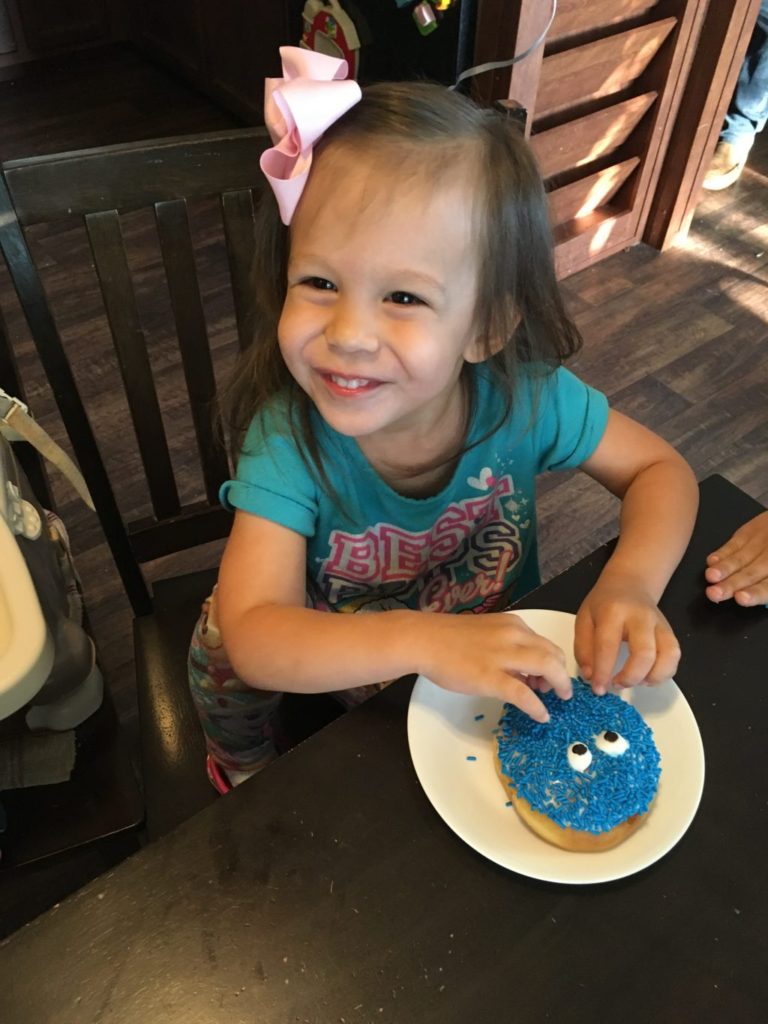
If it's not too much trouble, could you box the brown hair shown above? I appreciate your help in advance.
[222,80,582,475]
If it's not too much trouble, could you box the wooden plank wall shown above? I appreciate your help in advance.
[474,0,711,276]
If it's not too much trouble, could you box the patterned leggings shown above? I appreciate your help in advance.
[188,588,387,776]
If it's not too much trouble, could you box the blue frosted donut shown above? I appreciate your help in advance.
[497,679,661,835]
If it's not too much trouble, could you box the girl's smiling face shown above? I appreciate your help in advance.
[278,146,489,465]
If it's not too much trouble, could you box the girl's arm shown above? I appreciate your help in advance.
[215,510,572,722]
[575,409,699,692]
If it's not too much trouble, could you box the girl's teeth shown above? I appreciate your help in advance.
[331,375,370,389]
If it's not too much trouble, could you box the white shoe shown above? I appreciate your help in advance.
[702,140,752,191]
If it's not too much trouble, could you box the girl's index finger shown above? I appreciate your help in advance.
[505,643,571,698]
[573,609,596,682]
[589,618,624,694]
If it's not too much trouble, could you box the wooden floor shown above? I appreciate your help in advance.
[1,44,766,760]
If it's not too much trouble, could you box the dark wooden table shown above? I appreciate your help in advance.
[2,475,766,1023]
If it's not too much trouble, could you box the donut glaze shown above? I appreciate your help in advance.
[496,680,661,844]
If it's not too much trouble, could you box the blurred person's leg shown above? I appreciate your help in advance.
[704,0,768,190]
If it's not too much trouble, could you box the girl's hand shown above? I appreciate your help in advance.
[705,511,768,607]
[417,612,572,723]
[575,578,681,695]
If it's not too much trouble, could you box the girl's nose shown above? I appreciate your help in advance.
[325,302,379,354]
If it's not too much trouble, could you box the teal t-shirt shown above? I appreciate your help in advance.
[220,365,609,614]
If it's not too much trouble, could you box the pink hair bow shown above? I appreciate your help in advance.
[260,46,362,225]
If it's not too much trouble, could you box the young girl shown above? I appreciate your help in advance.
[189,48,699,791]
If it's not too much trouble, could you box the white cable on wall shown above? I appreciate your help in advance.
[450,0,558,89]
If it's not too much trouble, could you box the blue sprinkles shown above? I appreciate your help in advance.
[466,755,477,761]
[474,714,485,721]
[497,679,661,834]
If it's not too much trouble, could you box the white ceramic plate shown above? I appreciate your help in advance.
[407,609,705,885]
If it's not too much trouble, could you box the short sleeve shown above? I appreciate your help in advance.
[219,410,319,538]
[533,367,609,472]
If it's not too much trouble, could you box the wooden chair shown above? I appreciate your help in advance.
[0,129,342,839]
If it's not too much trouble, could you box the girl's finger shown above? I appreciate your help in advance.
[590,615,624,693]
[573,609,595,681]
[495,644,570,698]
[613,617,657,686]
[644,627,681,685]
[515,648,571,698]
[521,673,551,693]
[501,675,550,723]
[506,620,567,667]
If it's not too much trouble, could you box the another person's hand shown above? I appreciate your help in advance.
[705,511,768,607]
[418,612,572,722]
[575,576,680,694]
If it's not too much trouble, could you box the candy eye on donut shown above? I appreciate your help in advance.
[594,730,629,756]
[567,742,592,772]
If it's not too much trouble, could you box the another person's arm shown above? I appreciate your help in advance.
[705,510,768,606]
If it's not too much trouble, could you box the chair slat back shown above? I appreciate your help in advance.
[0,128,271,616]
[221,188,258,353]
[155,197,229,505]
[85,207,181,520]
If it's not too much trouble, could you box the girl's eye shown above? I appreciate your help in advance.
[388,291,424,306]
[567,742,592,772]
[302,277,336,291]
[594,730,629,756]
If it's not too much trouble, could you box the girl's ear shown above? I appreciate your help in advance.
[463,335,504,364]
[463,311,520,364]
